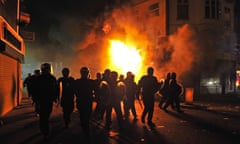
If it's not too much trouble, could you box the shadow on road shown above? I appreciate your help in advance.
[164,109,240,144]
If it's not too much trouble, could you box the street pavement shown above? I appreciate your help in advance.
[0,93,240,144]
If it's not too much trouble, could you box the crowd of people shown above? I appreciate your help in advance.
[23,63,185,141]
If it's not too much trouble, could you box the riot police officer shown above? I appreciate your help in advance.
[137,67,159,127]
[33,63,59,139]
[74,67,95,141]
[58,67,75,128]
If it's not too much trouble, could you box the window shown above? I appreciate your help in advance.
[205,0,220,19]
[177,0,189,20]
[149,3,159,16]
[4,27,22,51]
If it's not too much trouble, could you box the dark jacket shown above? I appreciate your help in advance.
[33,73,59,104]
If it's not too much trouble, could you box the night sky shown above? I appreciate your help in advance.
[22,0,119,43]
[21,0,131,77]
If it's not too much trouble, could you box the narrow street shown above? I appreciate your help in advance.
[0,93,240,144]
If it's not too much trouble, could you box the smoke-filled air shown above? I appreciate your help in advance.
[25,5,199,82]
[73,6,199,81]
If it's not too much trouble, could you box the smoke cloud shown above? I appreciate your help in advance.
[72,6,199,82]
[24,4,200,83]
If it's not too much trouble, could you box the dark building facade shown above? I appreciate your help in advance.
[0,0,25,116]
[132,0,239,99]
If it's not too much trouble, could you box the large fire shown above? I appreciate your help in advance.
[108,40,144,80]
[71,7,197,83]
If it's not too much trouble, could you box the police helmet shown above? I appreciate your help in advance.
[80,67,89,77]
[62,67,70,77]
[41,63,51,73]
[171,72,176,79]
[147,67,154,75]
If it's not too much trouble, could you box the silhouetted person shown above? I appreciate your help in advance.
[23,73,32,98]
[58,67,75,128]
[98,79,111,121]
[33,63,59,139]
[74,67,95,142]
[124,71,138,121]
[163,72,184,113]
[30,69,41,116]
[158,72,172,109]
[220,73,226,95]
[93,72,103,119]
[98,69,112,127]
[137,67,159,127]
[106,71,124,129]
[118,74,125,82]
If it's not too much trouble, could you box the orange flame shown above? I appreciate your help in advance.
[107,39,144,80]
